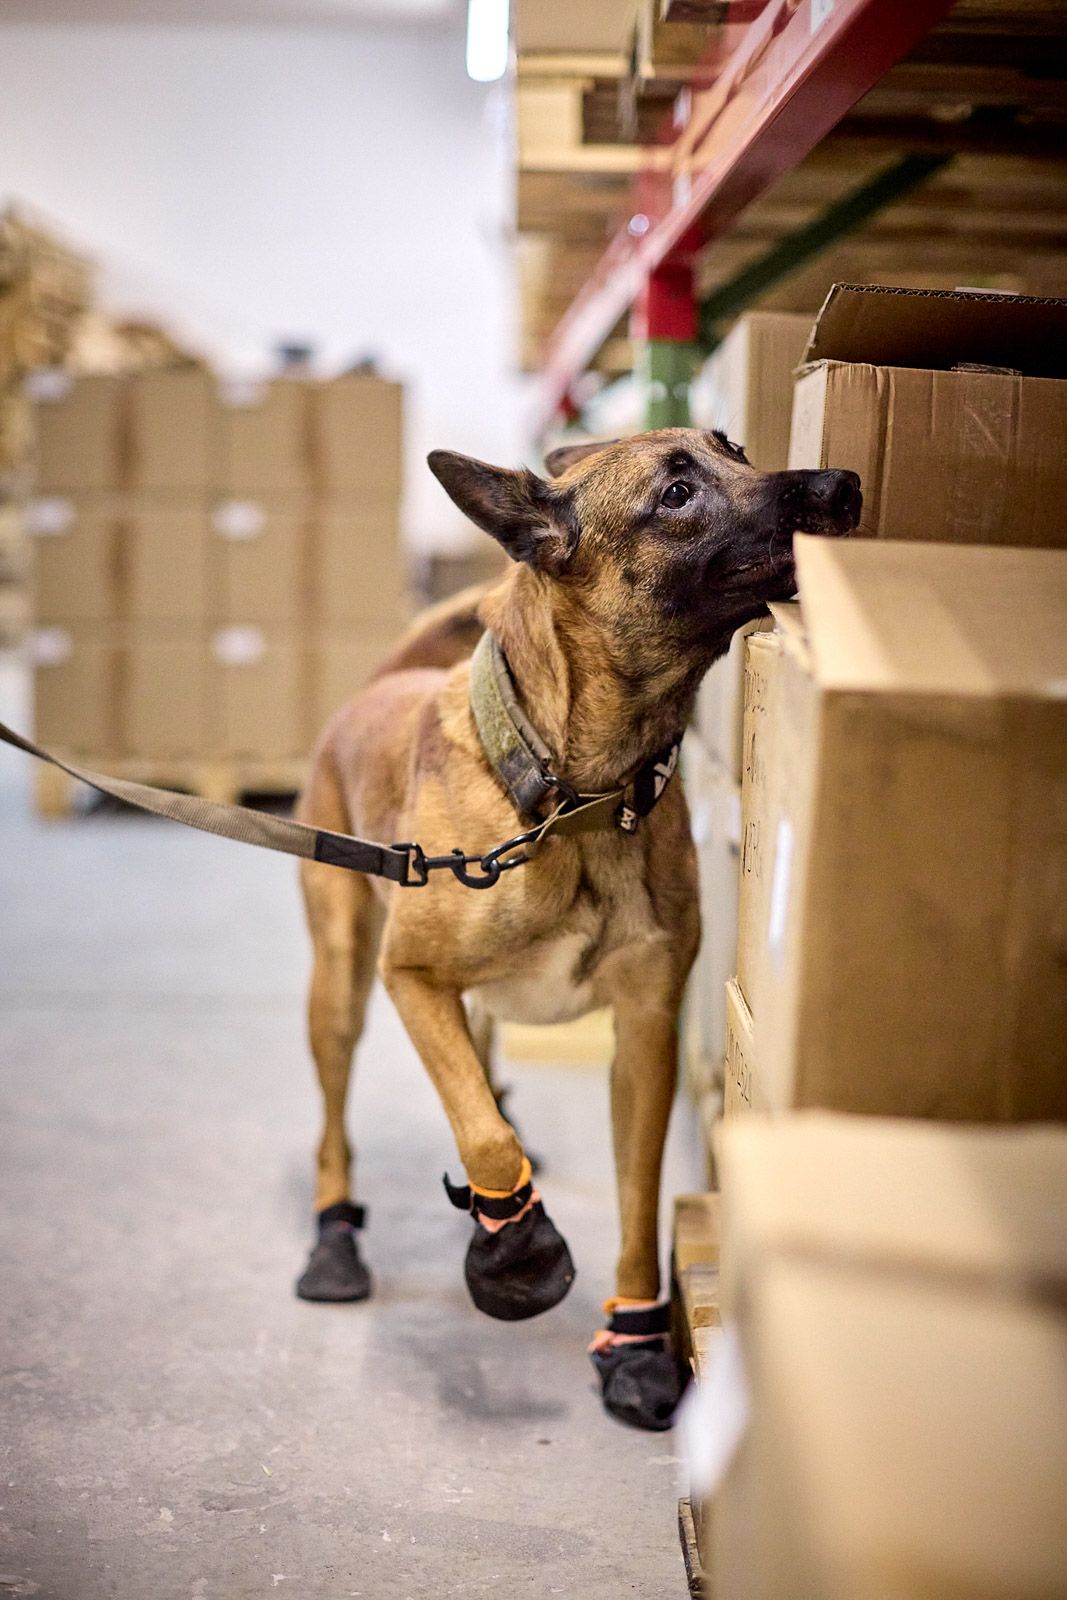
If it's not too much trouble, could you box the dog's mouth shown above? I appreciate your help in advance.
[720,541,798,600]
[789,505,860,538]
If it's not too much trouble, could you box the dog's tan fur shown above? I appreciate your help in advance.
[295,428,860,1304]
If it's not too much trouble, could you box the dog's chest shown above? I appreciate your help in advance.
[470,859,657,1027]
[471,928,598,1027]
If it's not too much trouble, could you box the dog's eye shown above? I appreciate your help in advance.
[662,481,692,509]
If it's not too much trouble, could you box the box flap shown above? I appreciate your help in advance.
[794,535,1067,698]
[718,1113,1067,1288]
[802,283,1067,379]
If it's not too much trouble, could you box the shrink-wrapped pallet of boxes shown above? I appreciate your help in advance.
[728,536,1067,1122]
[27,367,408,812]
[702,1115,1067,1600]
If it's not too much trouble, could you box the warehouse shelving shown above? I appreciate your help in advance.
[517,0,1067,435]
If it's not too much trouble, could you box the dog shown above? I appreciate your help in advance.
[292,427,861,1429]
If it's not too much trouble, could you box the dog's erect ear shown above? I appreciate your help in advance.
[427,450,578,575]
[543,438,619,479]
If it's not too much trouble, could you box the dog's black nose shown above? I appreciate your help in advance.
[809,469,862,525]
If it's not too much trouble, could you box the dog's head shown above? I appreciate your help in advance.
[428,428,861,654]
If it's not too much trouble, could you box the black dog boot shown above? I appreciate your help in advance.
[295,1201,372,1303]
[444,1166,575,1321]
[590,1301,689,1431]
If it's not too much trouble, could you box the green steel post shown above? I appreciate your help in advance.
[642,340,700,429]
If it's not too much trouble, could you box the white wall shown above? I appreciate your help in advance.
[0,19,522,550]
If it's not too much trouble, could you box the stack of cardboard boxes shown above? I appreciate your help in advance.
[28,368,407,801]
[725,285,1067,1121]
[680,286,1067,1596]
[0,208,93,644]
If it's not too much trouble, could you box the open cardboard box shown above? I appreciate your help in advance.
[789,283,1067,549]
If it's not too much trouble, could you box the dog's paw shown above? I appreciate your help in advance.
[295,1204,372,1304]
[591,1341,689,1432]
[464,1201,575,1320]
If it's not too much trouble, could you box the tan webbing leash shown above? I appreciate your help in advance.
[0,716,624,890]
[0,630,679,889]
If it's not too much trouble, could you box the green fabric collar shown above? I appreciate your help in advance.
[468,629,682,832]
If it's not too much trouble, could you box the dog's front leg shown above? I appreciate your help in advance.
[382,964,575,1320]
[592,944,690,1430]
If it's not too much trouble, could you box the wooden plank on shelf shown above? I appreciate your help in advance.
[674,1191,720,1273]
[512,0,639,58]
[634,0,717,83]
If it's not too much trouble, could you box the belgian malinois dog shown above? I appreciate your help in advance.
[293,428,861,1429]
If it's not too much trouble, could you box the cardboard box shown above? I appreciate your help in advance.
[212,499,307,626]
[315,375,403,498]
[693,617,772,783]
[709,1114,1067,1600]
[31,372,123,493]
[683,735,742,1104]
[735,612,813,1021]
[128,368,216,492]
[789,283,1067,548]
[127,502,211,624]
[28,496,118,622]
[313,501,408,625]
[125,631,208,758]
[209,626,305,759]
[30,624,120,753]
[723,977,757,1117]
[216,379,311,496]
[30,498,213,625]
[737,535,1067,1121]
[693,310,813,471]
[309,628,400,737]
[0,503,26,585]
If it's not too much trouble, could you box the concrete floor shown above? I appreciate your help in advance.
[0,654,703,1600]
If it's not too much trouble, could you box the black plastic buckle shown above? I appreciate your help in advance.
[443,1172,534,1220]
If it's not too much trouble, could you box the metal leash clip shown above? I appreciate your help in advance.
[392,821,545,890]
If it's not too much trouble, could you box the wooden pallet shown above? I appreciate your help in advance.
[672,1192,722,1596]
[677,1497,709,1598]
[671,1192,722,1375]
[33,752,309,820]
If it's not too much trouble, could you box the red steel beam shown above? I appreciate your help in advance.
[532,0,957,434]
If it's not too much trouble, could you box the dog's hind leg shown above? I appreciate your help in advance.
[465,992,497,1088]
[384,967,573,1320]
[293,773,384,1302]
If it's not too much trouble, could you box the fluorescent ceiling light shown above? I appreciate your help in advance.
[466,0,508,82]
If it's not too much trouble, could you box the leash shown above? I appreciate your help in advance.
[0,631,680,890]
